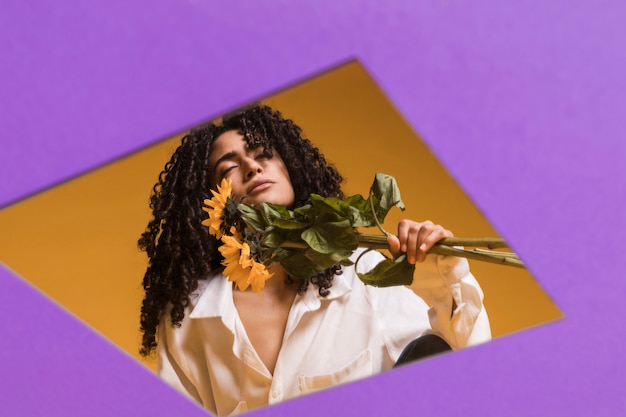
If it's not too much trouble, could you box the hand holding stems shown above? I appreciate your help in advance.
[387,220,454,264]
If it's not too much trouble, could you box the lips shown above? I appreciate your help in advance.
[246,180,274,195]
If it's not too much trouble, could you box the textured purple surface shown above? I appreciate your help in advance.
[2,1,626,416]
[0,265,207,416]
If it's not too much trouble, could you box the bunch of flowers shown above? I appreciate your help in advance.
[202,173,523,293]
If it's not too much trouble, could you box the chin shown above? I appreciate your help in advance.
[244,195,293,207]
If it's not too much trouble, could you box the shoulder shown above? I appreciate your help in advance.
[189,270,221,306]
[160,269,227,326]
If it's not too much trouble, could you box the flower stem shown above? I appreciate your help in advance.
[354,233,525,269]
[276,233,525,269]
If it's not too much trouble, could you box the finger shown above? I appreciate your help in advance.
[415,220,434,262]
[387,234,401,259]
[405,224,420,264]
[397,219,422,263]
[396,219,410,253]
[417,226,453,262]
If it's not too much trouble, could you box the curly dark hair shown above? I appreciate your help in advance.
[138,104,344,356]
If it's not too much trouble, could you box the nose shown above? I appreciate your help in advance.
[244,157,263,179]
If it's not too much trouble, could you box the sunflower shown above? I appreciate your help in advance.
[218,234,273,293]
[202,178,233,239]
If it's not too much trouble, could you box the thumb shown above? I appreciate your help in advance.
[387,234,401,259]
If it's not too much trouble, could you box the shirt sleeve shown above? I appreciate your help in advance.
[409,253,491,349]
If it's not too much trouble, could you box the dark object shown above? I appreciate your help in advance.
[393,334,452,367]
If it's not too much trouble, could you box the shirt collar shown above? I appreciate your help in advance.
[188,268,353,319]
[189,271,232,319]
[299,271,352,311]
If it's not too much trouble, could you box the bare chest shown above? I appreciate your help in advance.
[233,289,296,375]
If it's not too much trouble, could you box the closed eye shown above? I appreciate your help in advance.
[213,151,238,180]
[256,148,273,160]
[219,164,237,179]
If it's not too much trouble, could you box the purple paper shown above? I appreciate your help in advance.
[2,0,626,416]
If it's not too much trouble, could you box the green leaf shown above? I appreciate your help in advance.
[272,249,327,279]
[343,194,375,227]
[271,248,353,279]
[301,219,358,254]
[272,218,310,230]
[259,226,287,249]
[260,202,293,224]
[293,204,313,219]
[357,254,415,287]
[310,194,352,218]
[367,173,406,224]
[262,227,307,250]
[305,250,354,269]
[310,193,380,228]
[238,203,268,232]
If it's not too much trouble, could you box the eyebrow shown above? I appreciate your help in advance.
[212,151,237,175]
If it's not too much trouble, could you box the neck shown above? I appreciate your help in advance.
[262,264,295,295]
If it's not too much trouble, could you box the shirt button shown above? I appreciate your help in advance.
[271,390,279,399]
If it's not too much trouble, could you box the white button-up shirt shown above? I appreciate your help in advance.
[158,250,491,416]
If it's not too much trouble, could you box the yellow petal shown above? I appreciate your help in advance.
[239,242,254,268]
[248,261,273,293]
[202,178,233,238]
[225,263,250,292]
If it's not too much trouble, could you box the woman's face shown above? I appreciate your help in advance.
[209,130,295,207]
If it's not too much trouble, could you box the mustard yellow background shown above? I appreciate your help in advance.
[0,61,562,371]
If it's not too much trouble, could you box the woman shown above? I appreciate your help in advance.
[139,105,491,416]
